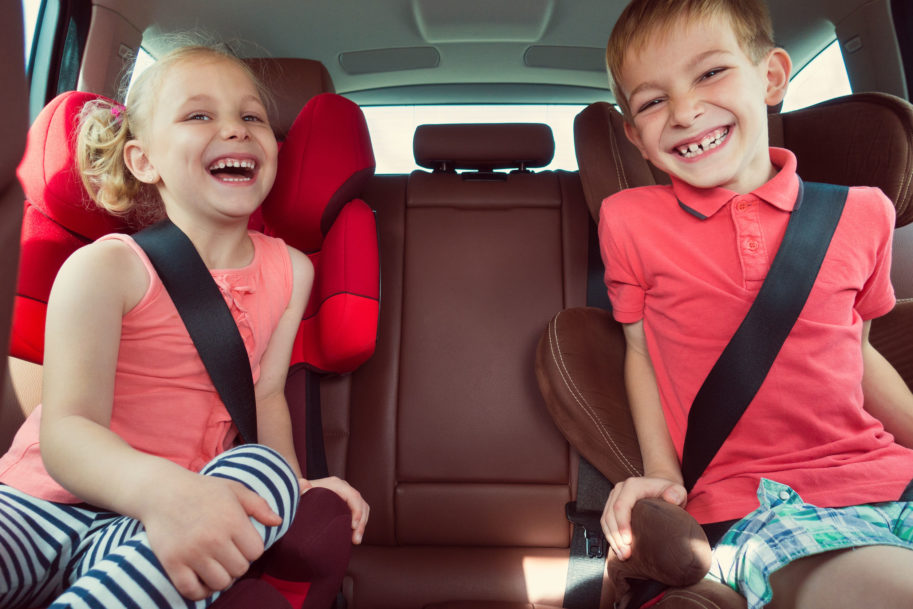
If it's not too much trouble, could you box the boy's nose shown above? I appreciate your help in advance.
[669,95,703,127]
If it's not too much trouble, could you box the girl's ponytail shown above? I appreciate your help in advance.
[76,98,160,226]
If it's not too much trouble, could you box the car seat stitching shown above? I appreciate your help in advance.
[607,111,629,191]
[548,311,641,477]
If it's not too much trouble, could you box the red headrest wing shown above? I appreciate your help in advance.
[12,91,128,363]
[262,93,375,253]
[262,92,379,373]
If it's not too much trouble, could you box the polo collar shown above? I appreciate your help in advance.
[673,147,801,220]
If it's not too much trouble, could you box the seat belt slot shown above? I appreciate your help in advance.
[566,502,607,559]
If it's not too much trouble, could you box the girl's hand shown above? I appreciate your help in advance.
[142,473,282,600]
[299,477,370,544]
[601,476,687,561]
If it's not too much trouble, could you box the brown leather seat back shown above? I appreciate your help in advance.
[328,123,592,609]
[1,1,31,451]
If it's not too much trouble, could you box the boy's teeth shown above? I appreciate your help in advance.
[677,127,729,158]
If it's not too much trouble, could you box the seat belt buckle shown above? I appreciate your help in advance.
[565,501,607,559]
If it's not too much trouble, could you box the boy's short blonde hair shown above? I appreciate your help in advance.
[607,0,776,119]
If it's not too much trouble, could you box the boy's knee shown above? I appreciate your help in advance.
[771,546,913,609]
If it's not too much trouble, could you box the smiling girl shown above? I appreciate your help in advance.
[0,45,368,609]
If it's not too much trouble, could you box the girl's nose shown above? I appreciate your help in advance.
[222,119,251,141]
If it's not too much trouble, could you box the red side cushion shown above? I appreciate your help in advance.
[292,199,379,373]
[12,91,128,363]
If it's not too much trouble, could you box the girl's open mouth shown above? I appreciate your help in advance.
[208,158,257,183]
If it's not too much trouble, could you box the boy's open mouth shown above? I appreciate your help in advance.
[674,127,730,159]
[208,158,257,182]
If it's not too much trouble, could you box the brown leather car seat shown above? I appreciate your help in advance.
[331,122,594,609]
[0,0,29,451]
[537,93,913,608]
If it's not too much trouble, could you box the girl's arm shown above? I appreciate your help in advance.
[40,241,281,601]
[601,320,686,560]
[255,245,369,543]
[254,247,314,478]
[861,319,913,448]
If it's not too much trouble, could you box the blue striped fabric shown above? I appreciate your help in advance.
[0,444,298,609]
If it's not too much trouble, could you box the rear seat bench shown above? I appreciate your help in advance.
[316,123,594,609]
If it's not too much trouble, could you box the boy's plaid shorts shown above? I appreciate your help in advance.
[705,478,913,609]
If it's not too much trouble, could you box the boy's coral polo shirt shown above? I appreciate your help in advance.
[599,148,913,524]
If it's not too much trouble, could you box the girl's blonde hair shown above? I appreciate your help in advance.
[76,43,271,228]
[606,0,776,120]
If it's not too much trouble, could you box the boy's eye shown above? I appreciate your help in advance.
[700,67,727,81]
[243,114,264,122]
[635,98,664,115]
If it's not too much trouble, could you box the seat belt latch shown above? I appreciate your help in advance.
[566,501,607,559]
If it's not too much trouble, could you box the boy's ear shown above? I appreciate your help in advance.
[123,140,160,185]
[623,121,650,160]
[764,48,792,106]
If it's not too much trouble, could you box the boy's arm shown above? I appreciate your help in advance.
[861,320,913,448]
[40,241,280,600]
[601,320,686,560]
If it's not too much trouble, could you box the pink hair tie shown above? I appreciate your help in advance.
[111,104,126,123]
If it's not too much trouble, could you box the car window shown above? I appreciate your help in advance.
[782,40,852,112]
[363,104,585,174]
[22,0,44,67]
[127,46,156,92]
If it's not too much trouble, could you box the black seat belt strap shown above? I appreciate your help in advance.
[681,181,848,491]
[562,221,613,609]
[133,219,259,444]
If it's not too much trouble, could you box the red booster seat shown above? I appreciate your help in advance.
[12,86,378,375]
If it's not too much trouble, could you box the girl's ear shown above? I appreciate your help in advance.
[764,47,792,106]
[124,140,159,184]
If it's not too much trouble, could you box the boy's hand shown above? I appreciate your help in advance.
[141,473,282,601]
[300,476,370,544]
[601,476,687,561]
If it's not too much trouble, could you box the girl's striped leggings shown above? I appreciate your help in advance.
[0,444,299,609]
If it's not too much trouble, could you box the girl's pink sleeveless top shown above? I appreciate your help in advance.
[0,231,293,503]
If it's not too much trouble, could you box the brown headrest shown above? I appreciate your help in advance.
[769,92,913,227]
[413,123,554,171]
[575,93,913,227]
[245,58,335,140]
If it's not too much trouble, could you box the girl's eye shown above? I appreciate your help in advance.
[187,113,211,121]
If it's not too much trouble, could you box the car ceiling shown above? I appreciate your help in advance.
[116,0,879,105]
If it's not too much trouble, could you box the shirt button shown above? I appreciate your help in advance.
[778,490,791,501]
[737,201,749,211]
[747,239,759,251]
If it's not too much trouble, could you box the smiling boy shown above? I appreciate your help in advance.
[596,1,913,607]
